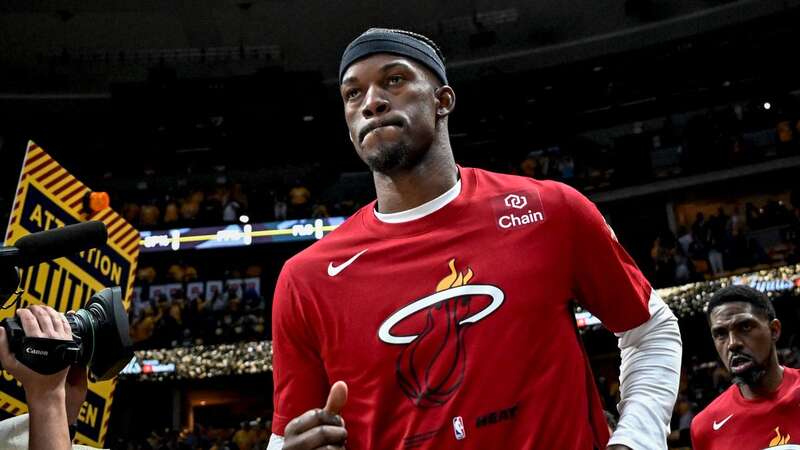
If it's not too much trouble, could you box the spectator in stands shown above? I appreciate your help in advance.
[677,226,693,256]
[667,396,694,447]
[692,212,708,244]
[745,202,761,229]
[163,198,179,225]
[153,294,179,347]
[197,187,223,224]
[223,183,248,223]
[727,205,747,237]
[211,290,228,313]
[558,154,575,181]
[273,193,287,221]
[131,307,157,345]
[650,234,676,287]
[169,294,185,327]
[673,250,692,284]
[140,202,161,228]
[233,422,257,450]
[287,180,311,218]
[122,202,141,226]
[311,203,329,218]
[181,192,203,225]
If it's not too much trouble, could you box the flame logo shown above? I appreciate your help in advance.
[378,259,504,408]
[770,427,792,447]
[436,259,473,292]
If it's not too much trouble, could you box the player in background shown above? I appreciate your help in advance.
[691,285,800,449]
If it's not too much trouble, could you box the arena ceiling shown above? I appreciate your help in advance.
[0,0,796,91]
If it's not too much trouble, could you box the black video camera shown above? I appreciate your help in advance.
[0,222,133,380]
[0,287,133,380]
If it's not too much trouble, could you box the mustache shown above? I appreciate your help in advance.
[358,118,405,143]
[729,352,753,365]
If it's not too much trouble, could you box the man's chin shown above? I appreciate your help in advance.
[731,366,767,387]
[363,143,412,174]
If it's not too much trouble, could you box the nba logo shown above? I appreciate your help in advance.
[452,416,466,440]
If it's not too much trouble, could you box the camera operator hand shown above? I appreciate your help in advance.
[65,365,88,427]
[0,305,75,450]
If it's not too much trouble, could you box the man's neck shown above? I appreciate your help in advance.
[373,143,458,214]
[739,363,784,399]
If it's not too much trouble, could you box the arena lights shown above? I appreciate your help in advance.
[764,102,772,110]
[119,267,800,379]
[139,216,346,252]
[576,264,800,328]
[119,341,273,381]
[659,264,800,318]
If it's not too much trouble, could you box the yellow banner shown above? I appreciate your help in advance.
[1,141,139,447]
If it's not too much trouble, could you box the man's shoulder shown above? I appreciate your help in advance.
[785,366,800,382]
[692,386,739,431]
[465,167,574,201]
[468,166,565,188]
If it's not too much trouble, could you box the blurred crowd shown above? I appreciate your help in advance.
[131,263,269,349]
[512,98,800,193]
[119,178,340,230]
[107,96,800,232]
[650,198,799,287]
[129,285,268,349]
[109,418,272,450]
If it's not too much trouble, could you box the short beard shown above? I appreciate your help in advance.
[731,362,768,387]
[364,141,418,174]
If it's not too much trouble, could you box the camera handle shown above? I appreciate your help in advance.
[0,318,82,375]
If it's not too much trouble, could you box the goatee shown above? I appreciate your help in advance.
[365,142,417,174]
[731,363,767,387]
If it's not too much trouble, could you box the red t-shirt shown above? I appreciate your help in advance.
[691,367,800,450]
[272,167,651,450]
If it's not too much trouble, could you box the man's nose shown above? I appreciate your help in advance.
[362,86,390,118]
[727,332,744,352]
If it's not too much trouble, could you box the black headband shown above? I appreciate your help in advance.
[339,30,448,85]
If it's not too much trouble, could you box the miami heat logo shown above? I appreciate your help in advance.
[766,427,799,449]
[378,259,504,407]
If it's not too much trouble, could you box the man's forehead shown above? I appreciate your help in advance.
[710,302,759,324]
[342,54,424,83]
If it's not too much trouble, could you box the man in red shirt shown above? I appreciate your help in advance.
[691,285,800,450]
[268,28,682,450]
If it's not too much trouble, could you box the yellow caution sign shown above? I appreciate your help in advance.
[1,141,139,447]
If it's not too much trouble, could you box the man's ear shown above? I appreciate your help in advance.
[770,318,781,342]
[435,86,456,118]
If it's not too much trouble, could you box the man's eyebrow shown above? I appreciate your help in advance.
[341,76,358,86]
[341,61,415,86]
[379,61,413,73]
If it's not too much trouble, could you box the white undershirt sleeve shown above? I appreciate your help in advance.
[267,433,284,450]
[607,291,682,450]
[0,414,30,450]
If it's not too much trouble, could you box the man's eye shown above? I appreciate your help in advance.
[345,89,360,100]
[387,75,403,85]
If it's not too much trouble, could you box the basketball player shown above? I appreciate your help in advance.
[691,285,800,449]
[268,28,682,450]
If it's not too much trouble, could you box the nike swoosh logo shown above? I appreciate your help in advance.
[327,249,369,277]
[712,414,733,431]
